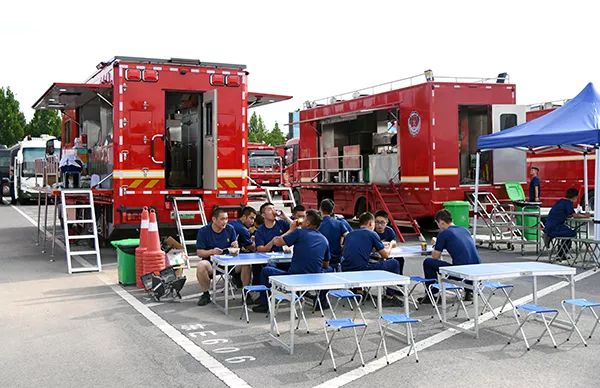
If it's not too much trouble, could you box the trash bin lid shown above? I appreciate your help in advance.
[111,238,140,249]
[505,181,526,202]
[443,200,469,207]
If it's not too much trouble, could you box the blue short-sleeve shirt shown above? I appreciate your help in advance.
[434,225,480,266]
[544,198,575,232]
[341,228,385,271]
[318,216,352,259]
[228,219,253,249]
[283,228,330,274]
[376,226,397,242]
[195,223,238,258]
[529,176,541,202]
[255,219,290,252]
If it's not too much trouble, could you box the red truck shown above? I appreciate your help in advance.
[247,142,283,186]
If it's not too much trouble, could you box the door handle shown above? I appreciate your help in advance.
[150,134,164,165]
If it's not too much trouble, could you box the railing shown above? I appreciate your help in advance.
[305,73,510,108]
[248,155,283,184]
[295,155,363,183]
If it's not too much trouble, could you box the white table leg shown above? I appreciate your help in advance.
[269,285,276,335]
[224,264,229,315]
[377,286,382,316]
[212,262,217,307]
[440,273,447,322]
[404,284,409,316]
[290,290,296,354]
[473,280,480,338]
[570,274,576,317]
[532,276,538,304]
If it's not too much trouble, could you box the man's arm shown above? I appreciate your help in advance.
[534,185,540,201]
[431,249,442,260]
[196,247,223,258]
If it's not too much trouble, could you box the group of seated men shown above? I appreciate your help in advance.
[194,199,482,309]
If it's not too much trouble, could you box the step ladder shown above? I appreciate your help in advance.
[467,192,521,243]
[371,182,423,242]
[60,189,102,274]
[265,187,296,210]
[172,196,208,266]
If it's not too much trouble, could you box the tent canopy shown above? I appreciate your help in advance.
[478,82,600,150]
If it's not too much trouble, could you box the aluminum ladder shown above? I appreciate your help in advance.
[173,196,207,266]
[60,189,102,274]
[265,187,296,210]
[468,191,521,245]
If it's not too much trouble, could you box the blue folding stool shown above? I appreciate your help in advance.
[273,293,309,336]
[478,281,518,319]
[428,282,470,322]
[507,304,559,350]
[319,291,367,371]
[561,298,600,346]
[374,314,421,364]
[408,276,436,310]
[240,285,271,323]
[327,289,361,314]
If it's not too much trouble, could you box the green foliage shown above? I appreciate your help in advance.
[248,112,286,146]
[0,87,26,147]
[25,109,61,138]
[265,121,286,146]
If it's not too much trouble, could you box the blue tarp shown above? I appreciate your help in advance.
[478,82,600,150]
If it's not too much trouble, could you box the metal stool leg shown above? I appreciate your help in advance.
[508,312,532,350]
[538,312,558,348]
[561,301,587,346]
[319,327,337,371]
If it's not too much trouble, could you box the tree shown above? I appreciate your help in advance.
[248,111,268,143]
[0,87,26,147]
[266,121,287,146]
[26,109,61,138]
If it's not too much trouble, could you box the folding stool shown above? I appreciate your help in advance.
[507,304,559,350]
[374,314,421,364]
[428,282,470,322]
[319,291,368,371]
[240,285,271,323]
[407,276,436,310]
[562,298,600,346]
[273,293,309,336]
[478,281,518,319]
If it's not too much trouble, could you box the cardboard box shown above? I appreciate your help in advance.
[162,236,184,251]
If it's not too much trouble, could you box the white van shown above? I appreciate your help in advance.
[13,135,61,203]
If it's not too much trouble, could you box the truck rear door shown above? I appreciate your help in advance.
[491,104,527,184]
[202,90,218,190]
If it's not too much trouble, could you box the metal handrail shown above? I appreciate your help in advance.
[295,154,363,183]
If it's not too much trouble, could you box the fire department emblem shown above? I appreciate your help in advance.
[408,111,421,136]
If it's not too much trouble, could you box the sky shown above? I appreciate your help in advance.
[1,0,599,135]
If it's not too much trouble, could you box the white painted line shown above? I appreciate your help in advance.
[97,275,252,388]
[314,268,599,388]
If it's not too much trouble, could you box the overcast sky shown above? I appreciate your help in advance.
[1,0,598,133]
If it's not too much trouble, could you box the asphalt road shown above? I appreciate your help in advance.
[2,202,600,388]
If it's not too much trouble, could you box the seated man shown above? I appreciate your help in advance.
[318,199,352,268]
[291,204,306,221]
[253,202,292,282]
[195,208,239,306]
[419,209,480,304]
[228,206,257,288]
[374,210,398,242]
[544,188,589,259]
[252,209,331,313]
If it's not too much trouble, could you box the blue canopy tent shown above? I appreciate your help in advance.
[473,82,600,239]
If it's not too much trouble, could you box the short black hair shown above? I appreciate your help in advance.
[434,209,453,224]
[374,210,389,219]
[531,166,539,172]
[320,198,335,214]
[254,214,264,226]
[260,202,275,214]
[241,206,257,217]
[212,207,228,219]
[305,209,323,228]
[566,188,579,199]
[292,204,306,213]
[358,212,374,226]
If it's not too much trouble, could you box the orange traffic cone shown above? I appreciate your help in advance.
[143,209,166,275]
[135,206,149,288]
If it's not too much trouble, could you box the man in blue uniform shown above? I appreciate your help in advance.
[318,199,352,269]
[418,209,480,304]
[252,202,292,283]
[195,208,238,306]
[291,204,306,221]
[252,210,331,313]
[544,188,589,260]
[374,210,397,242]
[529,166,541,202]
[228,206,257,289]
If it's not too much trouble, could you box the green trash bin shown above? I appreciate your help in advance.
[504,181,526,202]
[111,238,140,286]
[515,206,540,241]
[443,201,470,228]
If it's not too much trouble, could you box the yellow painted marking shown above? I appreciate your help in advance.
[145,179,159,189]
[128,179,143,188]
[224,179,237,188]
[217,182,223,189]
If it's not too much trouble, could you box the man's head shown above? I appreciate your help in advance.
[292,204,306,220]
[240,206,257,228]
[260,202,276,221]
[530,166,539,177]
[303,209,323,229]
[319,198,335,215]
[358,212,375,230]
[374,210,389,234]
[566,188,579,205]
[434,209,453,230]
[212,207,229,232]
[254,214,264,228]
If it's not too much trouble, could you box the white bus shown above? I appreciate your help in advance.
[13,135,60,203]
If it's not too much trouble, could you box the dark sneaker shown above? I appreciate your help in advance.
[245,294,259,305]
[542,233,550,248]
[382,296,404,308]
[197,293,211,306]
[417,295,433,305]
[252,304,269,313]
[464,291,473,302]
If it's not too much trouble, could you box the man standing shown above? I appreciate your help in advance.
[195,208,239,306]
[419,209,480,304]
[529,166,541,202]
[252,210,331,313]
[544,188,589,260]
[374,210,398,242]
[318,199,352,269]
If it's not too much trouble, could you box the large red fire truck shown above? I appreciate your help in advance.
[33,56,289,240]
[286,72,527,240]
[247,142,283,186]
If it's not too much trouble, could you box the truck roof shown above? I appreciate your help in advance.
[96,56,247,72]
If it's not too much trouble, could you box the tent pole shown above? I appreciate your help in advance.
[594,149,600,240]
[583,152,589,211]
[472,152,481,240]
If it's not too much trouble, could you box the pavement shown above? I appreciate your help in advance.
[2,202,600,387]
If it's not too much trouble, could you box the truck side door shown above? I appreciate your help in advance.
[491,104,527,184]
[202,90,218,190]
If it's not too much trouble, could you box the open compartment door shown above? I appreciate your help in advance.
[32,83,112,110]
[492,104,527,184]
[248,92,292,108]
[202,90,218,190]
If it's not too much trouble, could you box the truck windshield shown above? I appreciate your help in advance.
[22,148,46,177]
[0,154,10,168]
[249,150,278,168]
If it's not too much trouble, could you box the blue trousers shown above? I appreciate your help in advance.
[423,258,473,294]
[546,224,576,257]
[366,257,403,274]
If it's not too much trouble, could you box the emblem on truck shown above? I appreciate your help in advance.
[408,111,421,136]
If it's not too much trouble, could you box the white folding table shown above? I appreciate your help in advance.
[390,245,433,258]
[439,262,576,338]
[269,270,411,354]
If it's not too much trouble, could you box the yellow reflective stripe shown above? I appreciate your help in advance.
[128,179,143,188]
[217,182,223,189]
[145,179,159,189]
[224,179,236,188]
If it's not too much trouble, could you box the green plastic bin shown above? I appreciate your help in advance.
[443,201,470,228]
[515,206,540,241]
[111,238,140,286]
[504,181,526,202]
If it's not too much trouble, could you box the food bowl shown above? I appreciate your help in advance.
[228,247,240,256]
[282,246,292,254]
